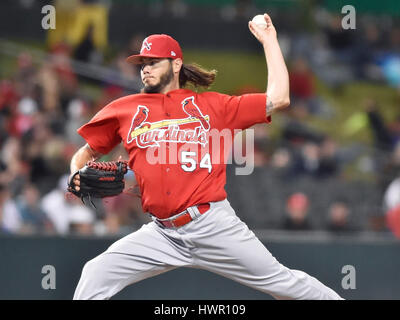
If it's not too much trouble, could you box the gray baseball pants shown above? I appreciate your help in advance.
[73,199,343,300]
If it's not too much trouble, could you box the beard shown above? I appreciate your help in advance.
[143,63,174,94]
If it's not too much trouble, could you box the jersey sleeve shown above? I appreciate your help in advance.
[221,93,271,131]
[77,103,121,155]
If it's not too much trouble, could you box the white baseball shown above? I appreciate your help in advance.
[252,14,267,29]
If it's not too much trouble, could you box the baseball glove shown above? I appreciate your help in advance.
[68,160,128,207]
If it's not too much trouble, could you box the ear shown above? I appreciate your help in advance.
[172,58,183,74]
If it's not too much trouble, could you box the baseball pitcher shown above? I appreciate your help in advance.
[69,14,343,300]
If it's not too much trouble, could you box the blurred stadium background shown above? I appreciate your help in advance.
[0,0,400,299]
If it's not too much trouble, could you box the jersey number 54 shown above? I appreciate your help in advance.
[181,151,212,173]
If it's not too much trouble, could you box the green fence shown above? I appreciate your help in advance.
[0,234,399,300]
[114,0,400,16]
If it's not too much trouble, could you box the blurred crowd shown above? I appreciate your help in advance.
[248,4,400,236]
[0,0,400,237]
[0,34,150,236]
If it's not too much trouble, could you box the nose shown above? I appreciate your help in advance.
[141,64,151,74]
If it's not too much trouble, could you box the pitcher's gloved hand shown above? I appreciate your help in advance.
[68,160,128,208]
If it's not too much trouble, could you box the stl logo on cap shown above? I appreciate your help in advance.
[126,34,183,64]
[140,38,152,53]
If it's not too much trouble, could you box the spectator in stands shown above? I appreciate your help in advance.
[270,146,292,177]
[289,139,339,179]
[41,174,96,235]
[20,116,58,195]
[324,14,361,74]
[357,24,386,81]
[364,98,395,152]
[379,30,400,88]
[16,94,38,135]
[383,175,400,238]
[289,58,314,104]
[290,142,320,177]
[289,57,333,118]
[0,183,20,233]
[15,184,54,234]
[365,98,400,195]
[0,80,18,120]
[49,43,78,114]
[383,176,400,214]
[318,137,340,178]
[36,61,60,114]
[14,52,37,97]
[69,208,95,235]
[281,192,313,230]
[325,15,355,52]
[0,137,27,197]
[325,200,355,233]
[282,102,324,145]
[73,24,100,64]
[65,97,91,146]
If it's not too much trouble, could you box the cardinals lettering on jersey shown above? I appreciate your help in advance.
[127,96,210,148]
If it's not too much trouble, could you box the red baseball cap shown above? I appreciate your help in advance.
[126,34,183,64]
[287,193,309,210]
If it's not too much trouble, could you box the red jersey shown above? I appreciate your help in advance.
[77,88,270,219]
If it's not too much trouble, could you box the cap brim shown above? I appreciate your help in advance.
[126,53,170,64]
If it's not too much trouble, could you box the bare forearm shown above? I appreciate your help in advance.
[264,38,290,111]
[70,144,101,174]
[248,14,290,113]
